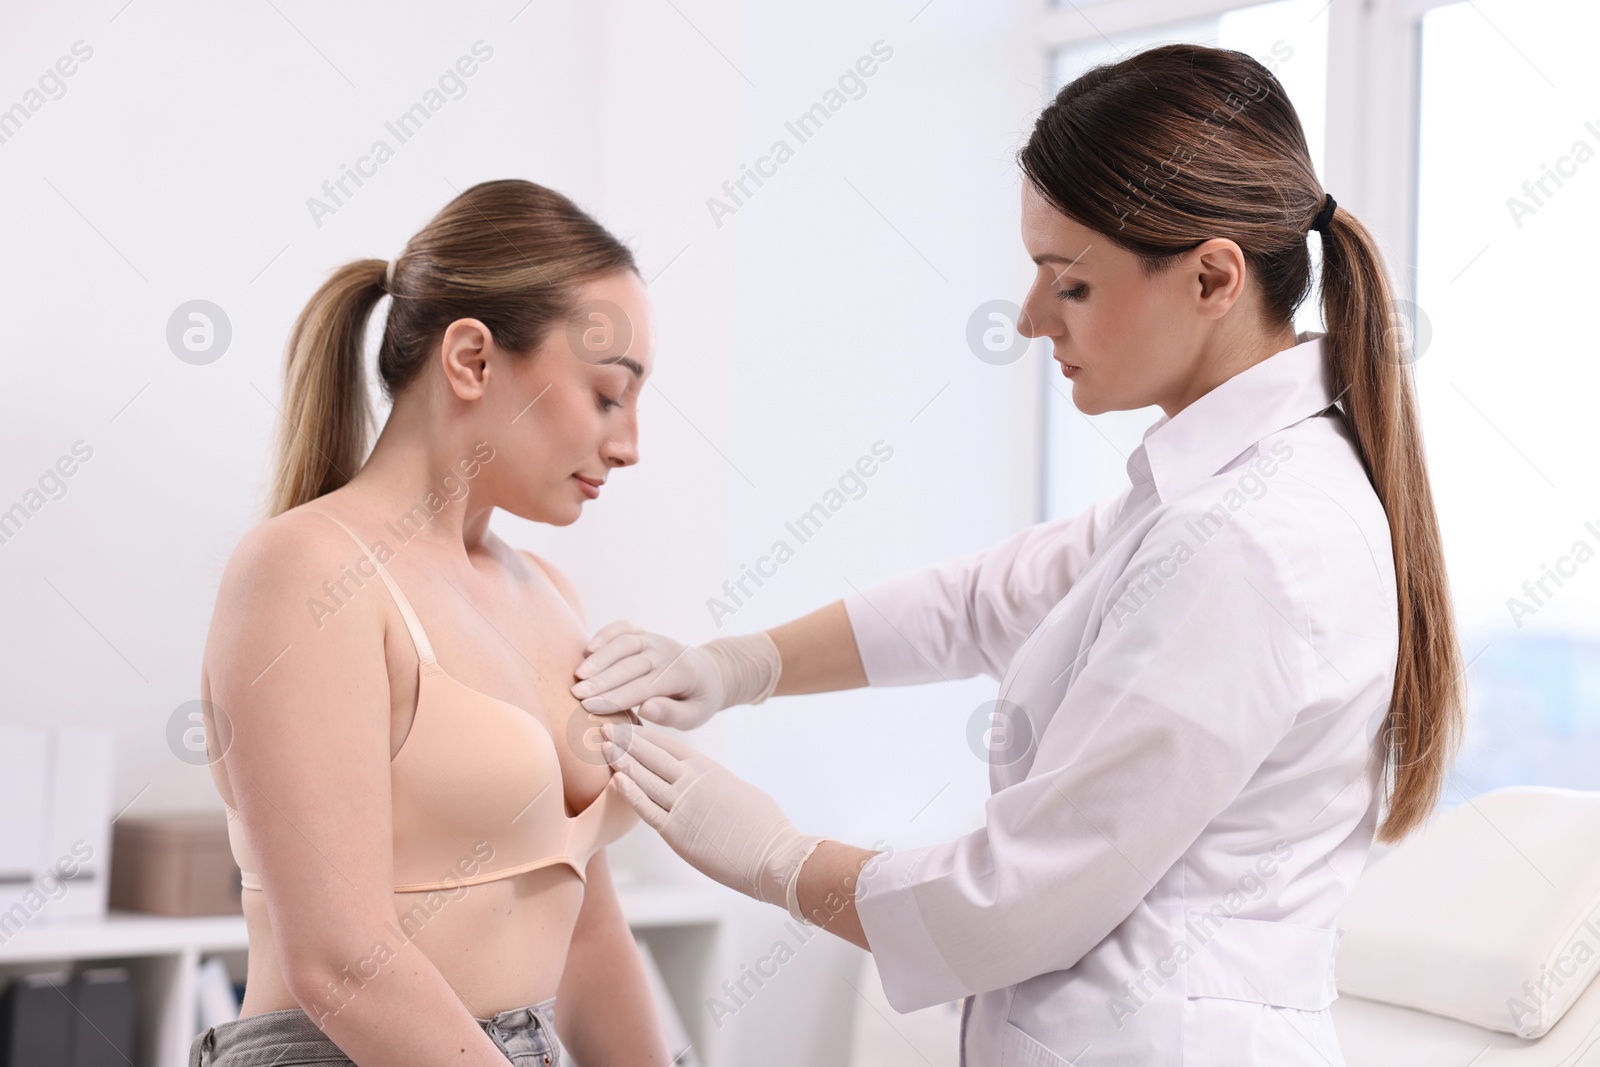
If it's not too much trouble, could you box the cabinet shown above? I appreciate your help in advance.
[0,882,725,1067]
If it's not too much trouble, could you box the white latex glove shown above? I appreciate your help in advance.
[571,622,780,730]
[599,724,823,922]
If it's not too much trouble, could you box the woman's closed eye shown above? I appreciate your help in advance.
[597,393,622,412]
[1057,283,1087,302]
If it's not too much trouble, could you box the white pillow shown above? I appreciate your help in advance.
[1336,785,1600,1039]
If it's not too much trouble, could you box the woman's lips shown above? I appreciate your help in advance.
[573,474,601,499]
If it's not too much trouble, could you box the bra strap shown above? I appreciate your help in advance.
[321,513,438,667]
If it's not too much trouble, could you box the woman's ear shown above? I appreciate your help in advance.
[1190,238,1249,321]
[439,317,494,400]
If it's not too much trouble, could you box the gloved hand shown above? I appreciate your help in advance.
[599,724,824,923]
[571,622,781,730]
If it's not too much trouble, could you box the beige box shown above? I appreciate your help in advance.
[108,812,242,916]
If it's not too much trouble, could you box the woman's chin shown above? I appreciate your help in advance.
[534,500,585,527]
[502,498,585,527]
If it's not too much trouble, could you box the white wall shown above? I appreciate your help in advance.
[2,1,1047,1062]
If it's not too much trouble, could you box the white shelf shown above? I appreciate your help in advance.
[0,884,727,1067]
[0,910,248,963]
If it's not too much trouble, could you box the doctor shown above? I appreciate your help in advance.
[576,43,1463,1065]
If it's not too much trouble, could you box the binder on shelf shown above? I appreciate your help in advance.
[0,967,135,1067]
[45,730,115,922]
[0,731,49,930]
[0,727,113,931]
[0,970,74,1067]
[68,968,135,1067]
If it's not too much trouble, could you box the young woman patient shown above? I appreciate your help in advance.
[192,179,668,1067]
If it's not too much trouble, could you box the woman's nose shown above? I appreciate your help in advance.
[603,434,639,467]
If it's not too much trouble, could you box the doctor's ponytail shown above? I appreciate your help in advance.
[1312,202,1463,843]
[266,179,636,518]
[1020,43,1463,843]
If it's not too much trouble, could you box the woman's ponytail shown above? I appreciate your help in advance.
[267,259,387,517]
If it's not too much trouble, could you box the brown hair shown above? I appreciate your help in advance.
[267,178,637,517]
[1020,43,1462,843]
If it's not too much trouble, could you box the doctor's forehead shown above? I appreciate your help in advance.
[1020,183,1094,270]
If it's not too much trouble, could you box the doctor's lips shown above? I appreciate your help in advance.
[573,473,605,498]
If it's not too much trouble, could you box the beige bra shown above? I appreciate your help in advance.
[224,513,639,894]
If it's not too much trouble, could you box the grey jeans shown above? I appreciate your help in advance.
[188,996,562,1066]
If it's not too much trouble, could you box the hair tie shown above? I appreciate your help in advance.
[1309,193,1336,234]
[383,258,397,292]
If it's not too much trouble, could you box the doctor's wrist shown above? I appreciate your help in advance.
[787,839,879,950]
[780,835,827,924]
[698,631,782,709]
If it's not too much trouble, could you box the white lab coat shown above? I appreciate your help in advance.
[847,333,1398,1066]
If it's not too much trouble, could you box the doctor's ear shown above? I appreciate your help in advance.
[1187,238,1250,320]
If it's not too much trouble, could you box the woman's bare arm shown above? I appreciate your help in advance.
[765,599,869,696]
[209,515,509,1066]
[554,849,672,1064]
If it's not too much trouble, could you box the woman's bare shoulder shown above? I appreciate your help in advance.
[214,506,350,610]
[204,501,385,686]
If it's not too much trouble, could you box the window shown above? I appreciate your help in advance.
[1414,1,1600,794]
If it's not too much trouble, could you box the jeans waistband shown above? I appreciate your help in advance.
[190,995,559,1066]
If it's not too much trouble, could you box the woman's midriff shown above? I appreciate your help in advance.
[236,862,585,1022]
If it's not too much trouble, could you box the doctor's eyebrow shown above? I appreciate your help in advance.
[1033,246,1093,285]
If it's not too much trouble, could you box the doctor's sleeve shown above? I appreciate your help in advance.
[841,486,1132,686]
[853,516,1317,1011]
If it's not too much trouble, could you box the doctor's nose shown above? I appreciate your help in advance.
[1017,296,1055,341]
[1017,303,1040,339]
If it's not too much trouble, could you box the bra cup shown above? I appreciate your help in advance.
[566,774,643,872]
[597,775,642,849]
[390,671,571,889]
